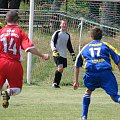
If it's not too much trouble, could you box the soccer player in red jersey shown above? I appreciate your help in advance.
[0,10,50,108]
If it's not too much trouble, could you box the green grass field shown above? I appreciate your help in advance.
[18,31,120,120]
[0,85,120,120]
[0,2,119,120]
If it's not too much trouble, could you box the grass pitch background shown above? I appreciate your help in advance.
[0,85,120,120]
[22,30,120,87]
[19,30,120,120]
[0,1,119,120]
[1,23,119,120]
[1,1,119,119]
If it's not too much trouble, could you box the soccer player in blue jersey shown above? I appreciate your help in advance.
[73,26,120,120]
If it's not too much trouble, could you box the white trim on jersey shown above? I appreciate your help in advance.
[25,46,35,52]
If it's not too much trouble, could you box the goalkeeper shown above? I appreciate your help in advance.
[50,20,76,88]
[73,27,120,120]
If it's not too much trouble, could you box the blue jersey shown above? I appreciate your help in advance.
[75,40,120,72]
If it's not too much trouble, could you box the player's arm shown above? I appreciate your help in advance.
[21,31,50,60]
[67,35,76,62]
[29,48,50,60]
[73,67,80,90]
[104,42,120,65]
[50,31,59,51]
[67,35,75,54]
[73,53,83,90]
[50,31,60,57]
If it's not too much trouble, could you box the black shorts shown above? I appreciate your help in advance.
[53,56,67,68]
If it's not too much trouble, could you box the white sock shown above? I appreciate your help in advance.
[6,88,21,96]
[118,98,120,103]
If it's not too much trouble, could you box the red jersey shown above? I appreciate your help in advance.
[0,25,35,61]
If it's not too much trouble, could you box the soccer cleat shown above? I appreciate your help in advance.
[2,91,10,108]
[81,116,87,120]
[52,83,60,88]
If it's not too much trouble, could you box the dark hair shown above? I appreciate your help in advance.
[6,10,20,23]
[90,27,102,40]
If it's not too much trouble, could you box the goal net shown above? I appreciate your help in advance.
[26,0,120,85]
[1,0,119,85]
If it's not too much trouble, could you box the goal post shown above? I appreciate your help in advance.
[25,0,120,85]
[27,0,34,84]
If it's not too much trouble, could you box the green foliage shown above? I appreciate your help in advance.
[19,0,120,87]
[21,29,84,86]
[20,1,30,10]
[30,56,55,85]
[61,1,89,16]
[21,28,120,87]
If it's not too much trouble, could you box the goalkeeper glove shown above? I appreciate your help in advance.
[71,54,76,62]
[53,50,60,58]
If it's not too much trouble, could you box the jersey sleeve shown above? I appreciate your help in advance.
[75,52,83,68]
[50,31,59,51]
[109,47,120,65]
[21,30,35,52]
[67,34,75,55]
[75,44,89,68]
[104,42,120,65]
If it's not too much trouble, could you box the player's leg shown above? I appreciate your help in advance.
[101,70,120,103]
[52,57,67,88]
[81,71,98,120]
[2,61,23,108]
[52,64,63,88]
[109,78,120,103]
[2,90,10,108]
[7,61,23,96]
[0,83,9,109]
[2,87,21,108]
[0,59,10,108]
[110,95,120,103]
[81,89,92,120]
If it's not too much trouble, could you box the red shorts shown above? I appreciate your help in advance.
[0,58,23,88]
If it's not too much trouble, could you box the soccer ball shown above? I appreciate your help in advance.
[2,80,9,91]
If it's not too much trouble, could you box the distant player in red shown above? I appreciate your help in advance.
[0,10,50,108]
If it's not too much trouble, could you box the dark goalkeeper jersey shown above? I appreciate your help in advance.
[75,40,120,72]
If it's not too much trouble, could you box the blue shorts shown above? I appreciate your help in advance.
[83,70,118,96]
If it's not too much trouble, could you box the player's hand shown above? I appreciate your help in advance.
[73,81,79,90]
[71,54,76,62]
[53,50,60,58]
[42,54,50,60]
